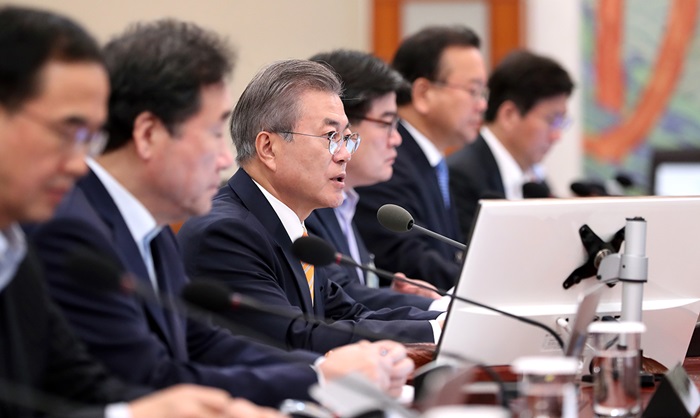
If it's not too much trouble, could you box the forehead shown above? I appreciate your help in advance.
[190,82,232,118]
[527,94,569,115]
[437,46,486,82]
[25,60,109,121]
[295,89,347,128]
[366,92,397,116]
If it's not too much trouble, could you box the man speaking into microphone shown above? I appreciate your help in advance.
[30,20,411,407]
[305,49,444,311]
[178,59,443,355]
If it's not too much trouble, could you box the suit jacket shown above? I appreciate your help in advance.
[0,248,145,418]
[447,134,552,240]
[305,208,433,311]
[446,134,505,240]
[30,170,319,407]
[354,123,464,290]
[178,169,437,354]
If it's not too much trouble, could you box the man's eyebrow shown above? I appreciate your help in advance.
[220,110,232,122]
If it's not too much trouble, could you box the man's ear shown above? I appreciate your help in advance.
[497,100,522,131]
[255,131,277,171]
[410,77,434,115]
[132,111,165,159]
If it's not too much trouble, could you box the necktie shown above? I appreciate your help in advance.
[300,228,314,305]
[435,158,451,208]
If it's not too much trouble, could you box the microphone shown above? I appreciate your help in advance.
[376,204,466,251]
[181,280,415,344]
[65,248,289,350]
[522,181,551,198]
[571,172,636,197]
[570,181,608,197]
[291,236,565,350]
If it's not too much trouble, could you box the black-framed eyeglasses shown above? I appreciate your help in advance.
[346,114,399,138]
[430,80,489,102]
[279,131,361,155]
[18,109,108,157]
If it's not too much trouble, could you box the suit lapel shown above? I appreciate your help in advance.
[77,171,181,355]
[229,170,314,312]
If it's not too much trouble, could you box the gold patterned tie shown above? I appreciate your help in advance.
[301,228,314,305]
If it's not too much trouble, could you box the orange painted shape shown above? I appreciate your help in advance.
[595,0,624,110]
[585,0,699,163]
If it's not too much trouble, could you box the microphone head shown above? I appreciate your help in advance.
[65,248,124,292]
[570,181,608,197]
[377,204,414,233]
[522,181,550,198]
[182,280,233,312]
[291,235,337,266]
[614,172,634,188]
[479,190,505,200]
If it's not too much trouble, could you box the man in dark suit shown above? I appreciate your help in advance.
[447,50,574,239]
[354,26,488,290]
[306,49,445,311]
[0,6,283,418]
[179,59,443,355]
[30,20,412,407]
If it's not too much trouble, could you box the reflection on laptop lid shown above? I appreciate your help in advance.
[564,284,605,358]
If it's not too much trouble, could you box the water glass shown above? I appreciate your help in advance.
[588,321,646,417]
[511,356,579,418]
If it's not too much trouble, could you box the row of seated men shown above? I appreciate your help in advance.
[0,4,574,417]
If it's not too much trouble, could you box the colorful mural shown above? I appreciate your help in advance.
[582,0,700,193]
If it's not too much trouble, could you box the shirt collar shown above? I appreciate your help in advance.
[400,120,444,167]
[87,158,162,248]
[252,179,305,242]
[335,188,359,223]
[0,223,27,292]
[481,126,529,199]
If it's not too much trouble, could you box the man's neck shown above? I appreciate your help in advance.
[486,123,528,172]
[398,106,449,153]
[243,164,310,222]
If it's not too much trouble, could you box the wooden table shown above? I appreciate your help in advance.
[406,343,700,417]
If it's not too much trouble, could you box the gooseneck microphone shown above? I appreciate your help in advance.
[291,235,565,350]
[181,279,411,344]
[65,248,288,349]
[376,204,467,251]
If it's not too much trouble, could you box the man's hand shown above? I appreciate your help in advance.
[129,384,287,418]
[318,340,414,398]
[391,273,441,300]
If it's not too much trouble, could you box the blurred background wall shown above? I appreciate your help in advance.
[10,0,699,197]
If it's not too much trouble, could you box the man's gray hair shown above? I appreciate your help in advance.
[230,59,343,164]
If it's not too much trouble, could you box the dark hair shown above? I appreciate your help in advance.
[103,19,235,152]
[309,49,407,123]
[230,59,342,164]
[391,26,481,105]
[484,50,574,122]
[0,6,102,111]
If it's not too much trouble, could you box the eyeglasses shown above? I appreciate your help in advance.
[279,131,361,155]
[346,114,399,138]
[430,80,489,102]
[546,115,573,131]
[18,109,108,157]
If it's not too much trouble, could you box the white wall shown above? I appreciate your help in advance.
[13,0,371,177]
[12,0,583,187]
[526,0,583,196]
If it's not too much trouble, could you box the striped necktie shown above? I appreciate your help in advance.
[301,228,314,305]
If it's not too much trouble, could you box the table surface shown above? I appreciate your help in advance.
[406,343,700,417]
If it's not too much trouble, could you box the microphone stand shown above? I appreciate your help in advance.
[596,217,648,323]
[594,217,652,385]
